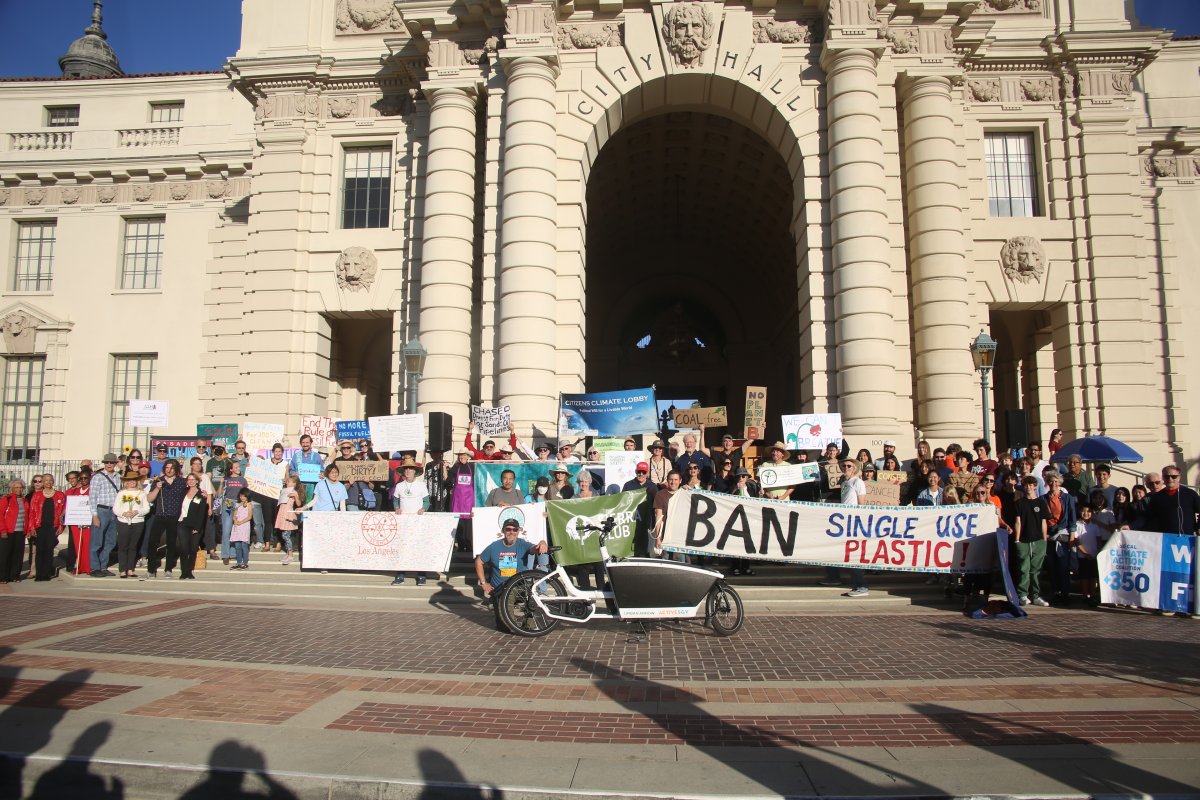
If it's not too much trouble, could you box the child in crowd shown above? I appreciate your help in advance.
[1074,502,1105,606]
[275,475,303,567]
[230,489,253,570]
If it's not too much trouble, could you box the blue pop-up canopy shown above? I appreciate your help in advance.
[1049,435,1144,464]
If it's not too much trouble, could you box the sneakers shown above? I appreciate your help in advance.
[845,587,870,598]
[391,575,405,586]
[1030,597,1050,607]
[281,555,292,566]
[415,575,427,586]
[1019,596,1029,606]
[253,543,263,550]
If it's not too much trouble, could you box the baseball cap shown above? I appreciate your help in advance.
[501,519,520,531]
[636,461,649,472]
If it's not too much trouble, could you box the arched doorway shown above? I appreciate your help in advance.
[584,111,801,434]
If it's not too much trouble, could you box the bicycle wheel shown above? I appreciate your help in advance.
[497,571,567,637]
[706,582,745,636]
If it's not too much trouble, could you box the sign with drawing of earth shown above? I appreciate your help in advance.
[302,511,457,572]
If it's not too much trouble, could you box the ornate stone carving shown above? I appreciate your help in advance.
[335,246,378,292]
[504,5,555,36]
[1111,72,1133,95]
[0,312,38,354]
[25,188,45,206]
[306,95,320,116]
[1000,236,1046,285]
[753,19,818,44]
[169,183,191,200]
[462,47,485,64]
[328,96,356,119]
[1193,158,1200,177]
[0,189,8,206]
[97,186,117,204]
[1020,78,1054,101]
[133,184,153,202]
[334,0,404,33]
[827,0,877,27]
[254,96,273,121]
[968,79,1001,102]
[375,94,414,117]
[557,24,622,50]
[662,1,715,70]
[61,187,81,205]
[883,26,919,53]
[978,0,1041,11]
[1143,156,1178,178]
[206,180,229,199]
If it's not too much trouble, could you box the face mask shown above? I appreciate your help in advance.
[537,486,548,495]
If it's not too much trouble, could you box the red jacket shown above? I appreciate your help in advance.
[27,490,66,532]
[463,431,518,460]
[0,493,27,536]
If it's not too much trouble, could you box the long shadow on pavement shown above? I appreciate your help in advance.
[178,741,298,800]
[0,660,91,799]
[27,721,123,799]
[416,748,504,799]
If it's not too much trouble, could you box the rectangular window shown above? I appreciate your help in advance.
[985,132,1040,217]
[121,217,165,289]
[13,221,56,292]
[46,105,80,127]
[108,354,156,454]
[0,357,45,462]
[150,101,184,123]
[341,145,391,229]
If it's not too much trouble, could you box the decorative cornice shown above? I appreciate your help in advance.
[0,176,251,208]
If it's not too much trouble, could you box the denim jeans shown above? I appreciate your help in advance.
[233,541,249,566]
[1051,537,1073,597]
[220,506,233,559]
[526,552,549,571]
[89,507,117,572]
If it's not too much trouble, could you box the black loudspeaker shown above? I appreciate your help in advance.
[428,411,453,453]
[1005,409,1030,451]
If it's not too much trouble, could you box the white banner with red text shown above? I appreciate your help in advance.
[661,491,1000,573]
[301,511,457,572]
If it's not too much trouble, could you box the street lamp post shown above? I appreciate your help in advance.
[401,338,428,415]
[969,330,998,443]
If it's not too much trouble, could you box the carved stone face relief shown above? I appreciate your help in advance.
[61,187,81,205]
[170,183,191,200]
[25,188,45,206]
[0,312,38,354]
[133,185,153,202]
[329,96,356,119]
[206,180,228,199]
[335,246,379,292]
[662,2,714,69]
[97,186,117,204]
[1000,236,1046,285]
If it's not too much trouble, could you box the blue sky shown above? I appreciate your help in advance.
[0,0,1197,78]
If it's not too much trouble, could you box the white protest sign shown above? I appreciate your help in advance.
[368,414,424,452]
[471,405,512,437]
[299,415,336,449]
[302,511,458,572]
[781,413,842,451]
[603,451,643,494]
[1098,530,1195,613]
[243,422,285,455]
[65,495,92,526]
[471,503,548,556]
[244,456,286,498]
[756,462,821,488]
[127,400,169,428]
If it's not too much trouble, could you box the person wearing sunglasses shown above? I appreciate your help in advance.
[621,462,658,502]
[1144,465,1200,534]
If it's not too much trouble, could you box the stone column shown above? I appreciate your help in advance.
[899,74,976,440]
[821,43,898,436]
[496,54,560,436]
[416,83,480,424]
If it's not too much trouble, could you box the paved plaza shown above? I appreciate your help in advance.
[0,579,1197,799]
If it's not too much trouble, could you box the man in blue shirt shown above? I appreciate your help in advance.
[289,434,326,497]
[475,519,549,631]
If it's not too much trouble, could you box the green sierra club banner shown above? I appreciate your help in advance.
[546,490,648,566]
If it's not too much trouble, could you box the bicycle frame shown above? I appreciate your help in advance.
[527,557,721,623]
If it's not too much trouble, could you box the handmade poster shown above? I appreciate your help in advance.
[1099,530,1195,613]
[367,414,424,452]
[559,388,659,438]
[470,405,512,437]
[245,456,286,498]
[472,462,583,507]
[672,405,728,429]
[756,462,821,489]
[949,471,980,496]
[65,495,92,526]
[471,502,548,556]
[299,415,336,449]
[338,460,390,482]
[603,451,643,494]
[744,387,767,439]
[336,420,371,443]
[546,490,647,566]
[781,414,842,451]
[591,437,628,454]
[197,423,238,449]
[125,400,168,428]
[297,463,322,484]
[149,437,210,465]
[877,470,907,485]
[861,480,903,507]
[243,422,285,455]
[823,461,842,490]
[301,511,458,572]
[662,491,1000,573]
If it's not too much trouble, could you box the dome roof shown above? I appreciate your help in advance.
[58,1,122,79]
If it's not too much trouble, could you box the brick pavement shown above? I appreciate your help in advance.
[0,596,132,633]
[0,677,137,709]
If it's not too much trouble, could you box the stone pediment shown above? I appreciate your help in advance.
[0,303,72,355]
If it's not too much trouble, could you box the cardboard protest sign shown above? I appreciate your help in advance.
[824,461,843,490]
[470,405,512,437]
[546,490,647,566]
[243,422,285,456]
[757,462,821,488]
[672,405,728,429]
[128,399,169,428]
[744,387,766,439]
[197,423,238,449]
[338,459,391,482]
[949,471,980,496]
[877,470,907,485]
[781,414,842,451]
[299,415,336,449]
[862,480,902,506]
[302,511,458,572]
[559,388,659,437]
[245,456,286,498]
[336,420,370,443]
[471,503,548,556]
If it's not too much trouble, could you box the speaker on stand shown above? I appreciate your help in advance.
[427,411,453,454]
[1004,409,1030,452]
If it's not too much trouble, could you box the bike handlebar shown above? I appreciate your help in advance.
[575,516,617,545]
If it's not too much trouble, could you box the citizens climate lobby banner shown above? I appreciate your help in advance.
[558,388,658,438]
[661,491,1000,573]
[546,490,647,566]
[302,511,458,572]
[473,462,584,507]
[1099,529,1195,613]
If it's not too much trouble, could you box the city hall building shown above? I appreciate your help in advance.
[0,0,1197,475]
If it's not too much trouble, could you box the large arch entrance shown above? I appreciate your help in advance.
[584,110,801,434]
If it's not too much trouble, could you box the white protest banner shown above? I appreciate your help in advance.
[244,456,286,498]
[603,451,643,494]
[302,511,457,572]
[1099,530,1195,613]
[243,422,285,455]
[368,414,424,452]
[662,491,1000,573]
[470,405,512,437]
[65,495,92,526]
[862,480,902,507]
[744,387,766,439]
[672,406,728,429]
[471,503,548,556]
[299,415,336,449]
[781,413,842,451]
[756,462,821,489]
[127,400,169,428]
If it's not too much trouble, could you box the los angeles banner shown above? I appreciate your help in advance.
[662,491,1000,573]
[302,511,458,572]
[546,490,648,566]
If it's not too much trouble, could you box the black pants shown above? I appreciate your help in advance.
[177,523,201,578]
[34,525,57,579]
[146,514,178,574]
[116,521,144,574]
[0,533,23,581]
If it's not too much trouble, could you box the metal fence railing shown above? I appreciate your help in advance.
[0,461,83,491]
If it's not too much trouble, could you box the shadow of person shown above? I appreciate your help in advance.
[416,748,503,799]
[28,721,122,799]
[0,666,92,800]
[428,580,501,633]
[179,741,298,800]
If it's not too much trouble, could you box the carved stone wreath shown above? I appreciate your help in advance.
[97,187,117,204]
[968,79,1001,102]
[979,0,1041,11]
[133,185,154,202]
[328,96,356,119]
[61,187,81,205]
[752,19,818,44]
[1000,236,1046,285]
[556,24,622,50]
[335,246,379,292]
[25,188,46,206]
[334,0,404,33]
[1020,78,1054,101]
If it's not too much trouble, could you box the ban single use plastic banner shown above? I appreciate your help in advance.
[546,490,647,566]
